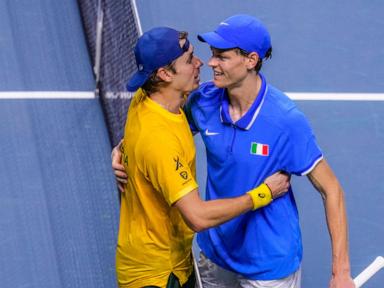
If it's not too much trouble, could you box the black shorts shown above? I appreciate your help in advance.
[143,271,196,288]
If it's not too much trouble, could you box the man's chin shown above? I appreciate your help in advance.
[183,85,199,97]
[191,82,200,90]
[213,79,226,88]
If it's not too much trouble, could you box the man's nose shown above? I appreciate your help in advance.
[194,57,203,68]
[208,57,217,67]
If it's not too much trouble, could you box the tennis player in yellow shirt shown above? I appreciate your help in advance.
[116,27,290,288]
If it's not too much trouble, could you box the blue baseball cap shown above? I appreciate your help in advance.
[198,14,271,58]
[127,27,190,92]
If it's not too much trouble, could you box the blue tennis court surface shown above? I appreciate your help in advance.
[1,0,383,287]
[0,1,119,287]
[0,100,119,288]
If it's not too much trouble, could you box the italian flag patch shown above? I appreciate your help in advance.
[250,142,269,156]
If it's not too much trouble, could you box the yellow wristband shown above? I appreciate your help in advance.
[247,183,273,210]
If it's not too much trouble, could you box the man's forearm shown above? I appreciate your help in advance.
[175,173,289,232]
[308,160,353,281]
[175,189,254,232]
[323,185,351,275]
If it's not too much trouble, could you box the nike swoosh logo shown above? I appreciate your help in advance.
[205,129,219,136]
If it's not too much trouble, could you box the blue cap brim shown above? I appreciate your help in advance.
[126,70,151,92]
[197,31,236,49]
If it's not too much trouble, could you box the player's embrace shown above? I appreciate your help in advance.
[115,27,290,288]
[113,15,355,288]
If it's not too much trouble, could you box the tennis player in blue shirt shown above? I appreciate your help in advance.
[113,14,354,288]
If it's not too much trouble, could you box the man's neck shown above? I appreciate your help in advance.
[149,89,184,114]
[227,74,261,122]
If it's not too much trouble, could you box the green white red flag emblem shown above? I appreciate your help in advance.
[250,142,269,156]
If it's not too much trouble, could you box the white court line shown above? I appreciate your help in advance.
[287,93,384,101]
[0,91,95,99]
[0,92,384,100]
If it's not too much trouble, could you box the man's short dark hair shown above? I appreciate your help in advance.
[236,47,272,73]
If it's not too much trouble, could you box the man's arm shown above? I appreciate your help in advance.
[307,159,355,288]
[174,172,290,232]
[111,140,289,197]
[112,140,290,231]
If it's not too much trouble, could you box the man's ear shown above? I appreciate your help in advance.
[156,67,174,83]
[245,52,260,70]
